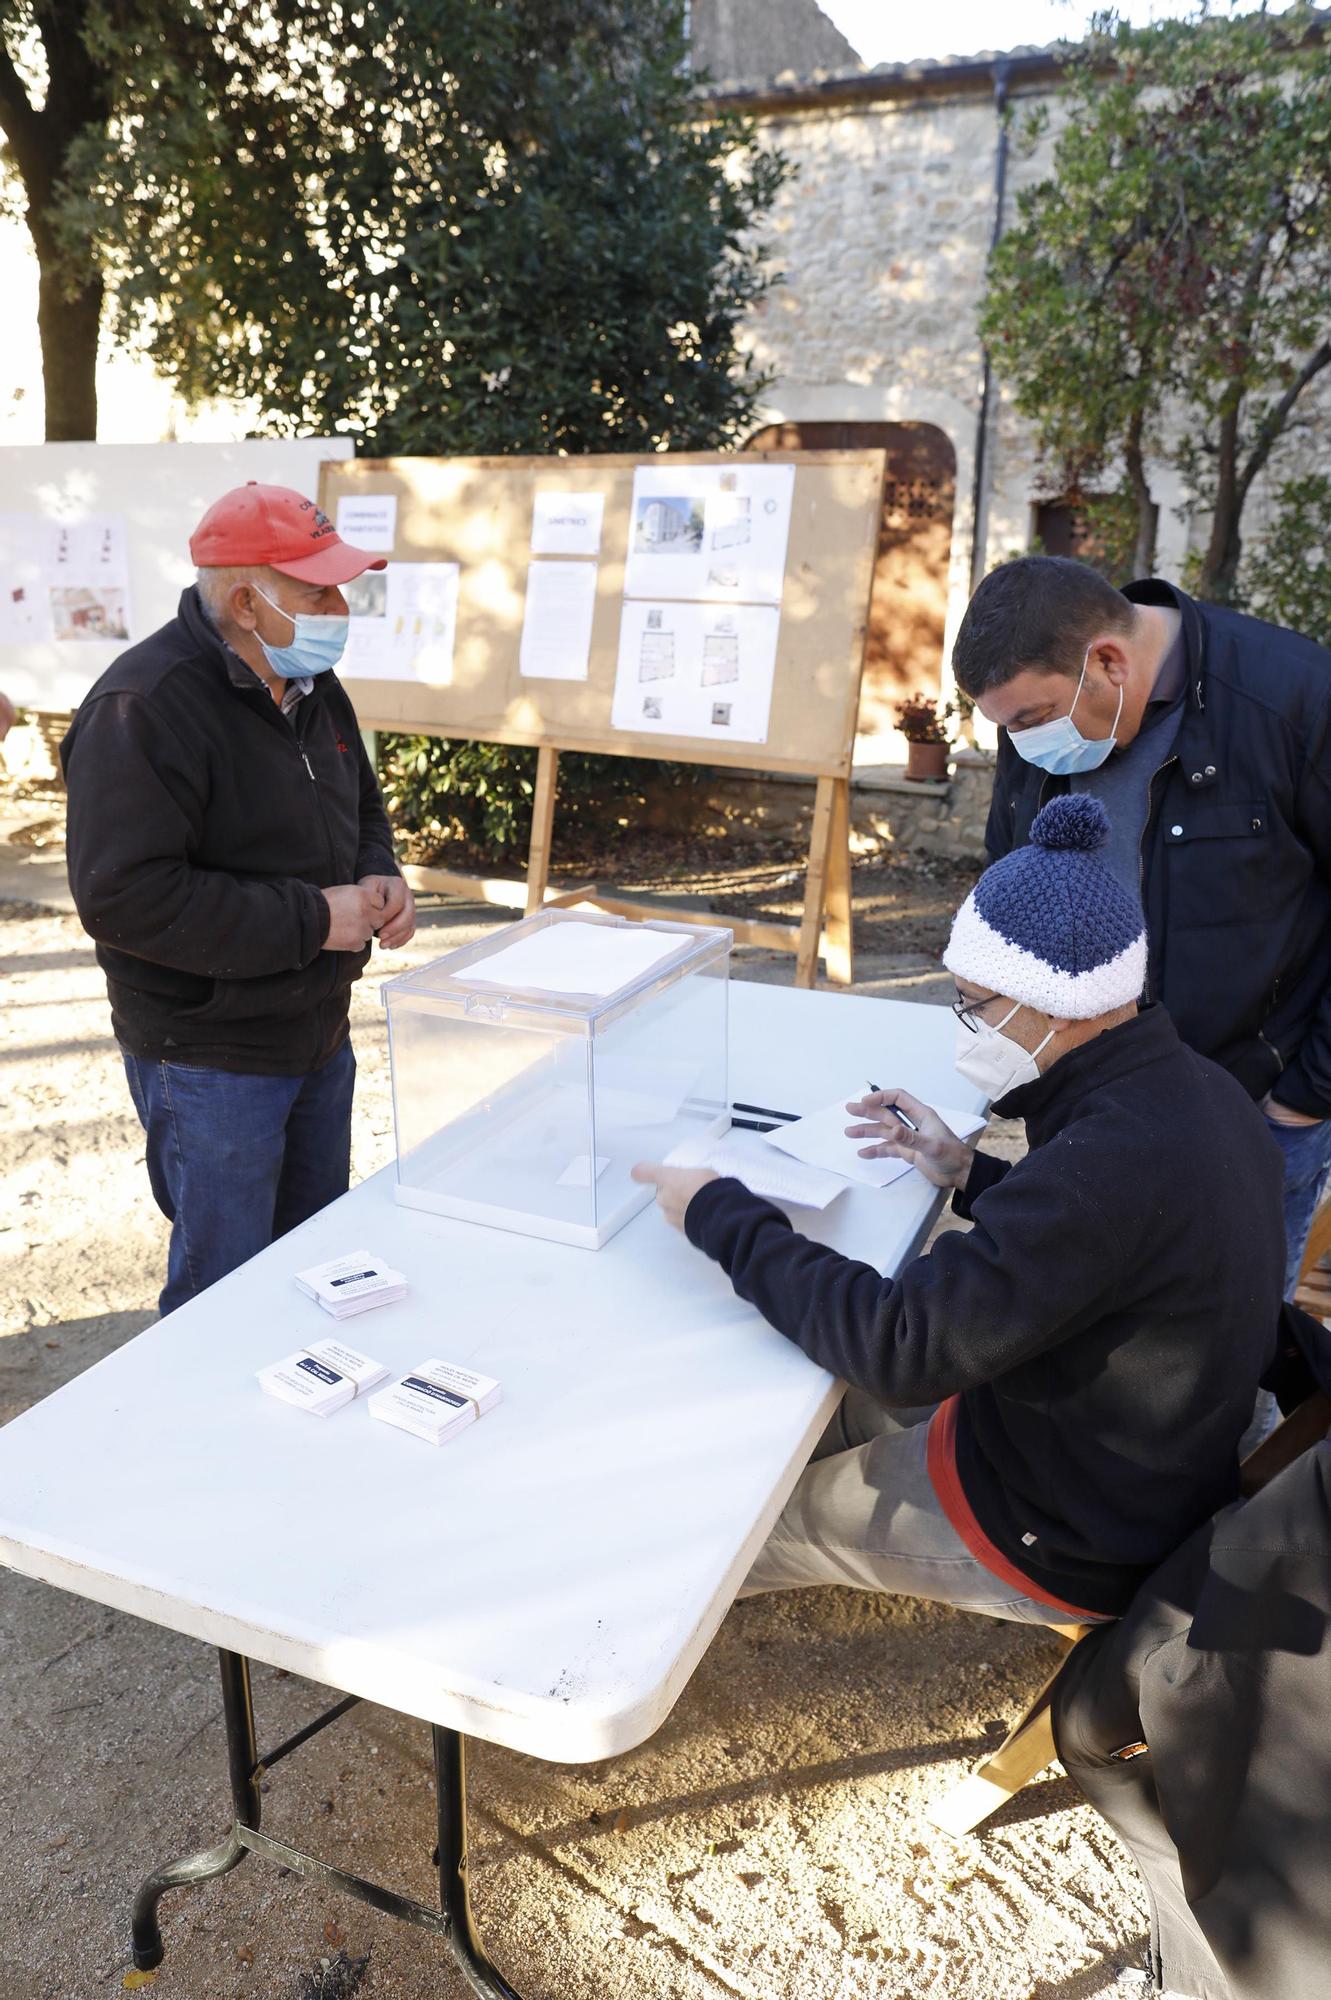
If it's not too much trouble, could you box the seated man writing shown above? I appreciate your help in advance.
[633,796,1285,1625]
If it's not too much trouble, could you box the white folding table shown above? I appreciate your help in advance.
[0,983,979,1995]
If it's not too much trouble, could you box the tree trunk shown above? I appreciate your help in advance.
[1124,418,1157,578]
[1198,404,1242,603]
[36,252,103,442]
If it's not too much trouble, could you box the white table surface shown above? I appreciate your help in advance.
[0,984,981,1763]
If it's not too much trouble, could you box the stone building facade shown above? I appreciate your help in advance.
[697,45,1202,761]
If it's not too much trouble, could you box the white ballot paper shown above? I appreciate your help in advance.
[762,1098,987,1190]
[519,560,597,680]
[531,491,605,557]
[455,920,688,998]
[666,1131,846,1210]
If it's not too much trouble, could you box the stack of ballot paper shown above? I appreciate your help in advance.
[368,1357,502,1447]
[296,1250,408,1319]
[257,1336,391,1418]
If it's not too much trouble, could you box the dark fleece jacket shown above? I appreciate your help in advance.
[685,1005,1285,1616]
[61,587,399,1075]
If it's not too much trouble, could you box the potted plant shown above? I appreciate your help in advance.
[894,693,954,782]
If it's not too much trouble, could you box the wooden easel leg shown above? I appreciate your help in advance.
[525,746,560,915]
[795,776,837,989]
[823,777,854,987]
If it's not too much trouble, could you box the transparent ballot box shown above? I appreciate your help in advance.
[382,911,730,1249]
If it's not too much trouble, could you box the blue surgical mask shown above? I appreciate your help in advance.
[252,583,349,679]
[1007,645,1123,775]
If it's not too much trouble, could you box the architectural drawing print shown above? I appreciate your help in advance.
[639,631,676,682]
[700,631,740,686]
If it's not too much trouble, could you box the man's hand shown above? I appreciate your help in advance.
[1261,1093,1324,1129]
[631,1161,719,1233]
[359,873,416,949]
[321,882,388,951]
[844,1087,976,1193]
[0,692,15,744]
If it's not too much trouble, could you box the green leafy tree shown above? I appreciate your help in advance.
[69,0,784,455]
[983,6,1331,601]
[35,0,787,858]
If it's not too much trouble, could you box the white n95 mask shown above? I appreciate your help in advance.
[1007,644,1123,775]
[954,1003,1054,1101]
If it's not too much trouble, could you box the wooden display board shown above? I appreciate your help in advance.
[319,451,886,985]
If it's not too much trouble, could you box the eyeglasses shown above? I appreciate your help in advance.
[951,995,995,1034]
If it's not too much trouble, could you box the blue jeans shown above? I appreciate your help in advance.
[1266,1114,1331,1297]
[123,1041,356,1316]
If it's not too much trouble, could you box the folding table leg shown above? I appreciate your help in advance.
[433,1725,522,2000]
[130,1650,259,1970]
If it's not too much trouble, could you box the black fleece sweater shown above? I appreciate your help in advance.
[61,588,400,1075]
[685,1006,1286,1616]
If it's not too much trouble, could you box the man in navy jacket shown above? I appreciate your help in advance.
[953,555,1331,1294]
[635,799,1284,1624]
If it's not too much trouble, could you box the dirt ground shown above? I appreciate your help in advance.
[0,779,1150,2000]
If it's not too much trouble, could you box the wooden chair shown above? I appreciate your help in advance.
[1292,1194,1331,1322]
[926,1620,1092,1838]
[928,1375,1331,1839]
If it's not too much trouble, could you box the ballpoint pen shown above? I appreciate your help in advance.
[867,1081,917,1133]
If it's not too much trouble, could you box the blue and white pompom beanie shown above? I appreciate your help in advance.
[944,795,1146,1019]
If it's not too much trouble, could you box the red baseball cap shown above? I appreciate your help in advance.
[189,481,388,585]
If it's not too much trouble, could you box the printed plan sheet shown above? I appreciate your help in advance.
[0,511,134,645]
[342,562,459,684]
[613,461,794,745]
[612,600,780,744]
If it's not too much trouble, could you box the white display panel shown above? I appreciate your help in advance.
[0,438,354,710]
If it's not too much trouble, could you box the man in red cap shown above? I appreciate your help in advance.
[61,482,416,1315]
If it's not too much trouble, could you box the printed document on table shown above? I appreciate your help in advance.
[623,463,795,605]
[455,920,689,998]
[530,491,605,557]
[612,600,779,745]
[666,1132,846,1211]
[762,1099,987,1189]
[341,561,459,684]
[519,560,598,680]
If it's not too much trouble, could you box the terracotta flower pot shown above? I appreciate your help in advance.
[904,739,949,782]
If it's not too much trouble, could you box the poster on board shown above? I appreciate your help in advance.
[611,599,780,744]
[342,562,460,684]
[622,462,795,606]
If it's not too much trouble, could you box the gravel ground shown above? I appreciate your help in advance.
[0,787,1149,2000]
